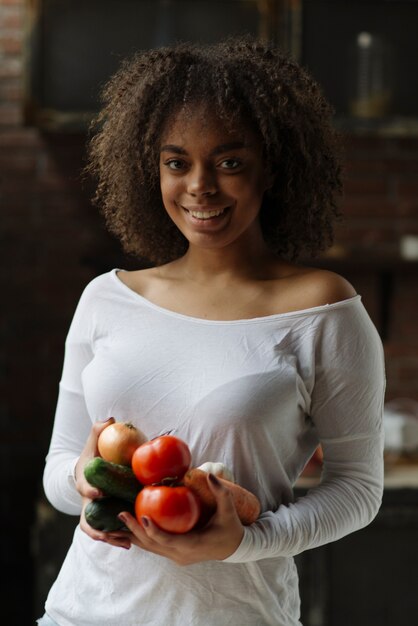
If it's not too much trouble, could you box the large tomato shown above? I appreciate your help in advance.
[131,435,191,484]
[98,421,147,466]
[135,485,200,534]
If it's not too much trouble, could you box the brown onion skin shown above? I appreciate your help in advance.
[98,421,147,466]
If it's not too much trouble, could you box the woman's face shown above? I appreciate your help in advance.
[159,105,271,253]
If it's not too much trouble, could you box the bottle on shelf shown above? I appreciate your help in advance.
[348,31,393,119]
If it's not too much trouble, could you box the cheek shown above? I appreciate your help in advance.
[160,175,178,203]
[252,169,271,195]
[238,176,268,204]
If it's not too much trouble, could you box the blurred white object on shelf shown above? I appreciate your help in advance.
[400,235,418,261]
[384,398,418,453]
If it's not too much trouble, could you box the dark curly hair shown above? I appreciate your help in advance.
[87,36,343,265]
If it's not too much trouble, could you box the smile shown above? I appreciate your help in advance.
[184,207,228,220]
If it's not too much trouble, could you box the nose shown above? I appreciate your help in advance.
[187,164,218,197]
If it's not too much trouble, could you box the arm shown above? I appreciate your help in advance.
[224,298,385,563]
[42,287,96,515]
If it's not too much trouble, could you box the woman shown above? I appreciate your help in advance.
[39,37,385,625]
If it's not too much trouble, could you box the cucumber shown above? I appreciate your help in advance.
[84,457,142,502]
[85,497,135,532]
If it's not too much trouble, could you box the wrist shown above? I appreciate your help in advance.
[71,456,81,485]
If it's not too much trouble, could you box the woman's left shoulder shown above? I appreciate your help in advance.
[303,268,357,305]
[281,265,358,309]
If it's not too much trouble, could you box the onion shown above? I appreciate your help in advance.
[98,421,147,466]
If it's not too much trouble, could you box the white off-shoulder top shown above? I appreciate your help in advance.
[43,269,385,626]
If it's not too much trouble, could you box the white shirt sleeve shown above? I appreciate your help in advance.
[42,287,95,515]
[224,302,385,563]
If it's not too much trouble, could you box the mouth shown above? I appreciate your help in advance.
[183,206,229,221]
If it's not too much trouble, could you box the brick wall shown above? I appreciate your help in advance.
[1,1,418,623]
[339,136,418,400]
[1,3,131,622]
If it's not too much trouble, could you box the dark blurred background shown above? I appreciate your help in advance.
[1,1,418,624]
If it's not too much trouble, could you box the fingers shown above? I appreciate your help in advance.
[80,504,132,550]
[207,473,237,520]
[103,532,132,550]
[91,417,115,454]
[80,483,102,499]
[119,512,199,566]
[118,511,165,545]
[74,417,115,495]
[75,466,102,499]
[118,502,242,565]
[83,417,115,460]
[118,511,179,553]
[204,475,245,559]
[83,524,131,550]
[118,510,143,534]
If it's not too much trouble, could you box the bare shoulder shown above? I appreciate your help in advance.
[267,261,357,314]
[116,266,159,294]
[292,267,357,307]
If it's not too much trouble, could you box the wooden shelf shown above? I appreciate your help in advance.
[297,464,418,491]
[307,254,418,272]
[334,116,418,138]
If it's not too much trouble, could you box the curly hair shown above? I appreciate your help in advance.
[86,36,343,265]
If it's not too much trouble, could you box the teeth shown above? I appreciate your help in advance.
[189,208,225,220]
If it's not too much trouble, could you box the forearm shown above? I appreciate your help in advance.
[224,431,384,563]
[43,452,82,515]
[43,384,92,515]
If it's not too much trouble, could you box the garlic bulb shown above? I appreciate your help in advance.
[197,462,235,482]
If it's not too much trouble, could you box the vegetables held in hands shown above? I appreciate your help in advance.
[183,468,261,525]
[98,421,147,465]
[131,436,199,532]
[84,457,142,502]
[197,461,235,482]
[135,485,201,534]
[85,497,135,532]
[131,435,192,484]
[84,430,260,536]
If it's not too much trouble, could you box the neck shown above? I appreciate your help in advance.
[175,237,277,284]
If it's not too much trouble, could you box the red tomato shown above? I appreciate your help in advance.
[131,435,192,484]
[135,485,200,534]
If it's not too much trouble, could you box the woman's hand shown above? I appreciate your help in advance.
[118,473,245,565]
[76,417,133,550]
[74,417,115,499]
[79,496,132,550]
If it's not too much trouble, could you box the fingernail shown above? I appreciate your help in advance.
[208,473,220,486]
[118,513,127,523]
[99,416,113,422]
[141,516,150,528]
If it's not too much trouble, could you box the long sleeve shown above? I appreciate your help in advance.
[224,302,385,563]
[42,274,385,626]
[43,288,95,515]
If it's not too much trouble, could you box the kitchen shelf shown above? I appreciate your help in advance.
[24,0,282,132]
[286,0,418,126]
[297,463,418,491]
[334,115,418,138]
[294,480,418,626]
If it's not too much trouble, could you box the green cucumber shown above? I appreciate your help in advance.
[85,497,135,532]
[84,457,142,502]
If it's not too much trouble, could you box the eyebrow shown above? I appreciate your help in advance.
[160,141,248,156]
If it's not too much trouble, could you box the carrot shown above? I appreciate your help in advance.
[183,468,261,525]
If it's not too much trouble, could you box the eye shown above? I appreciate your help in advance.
[220,158,242,170]
[164,159,186,171]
